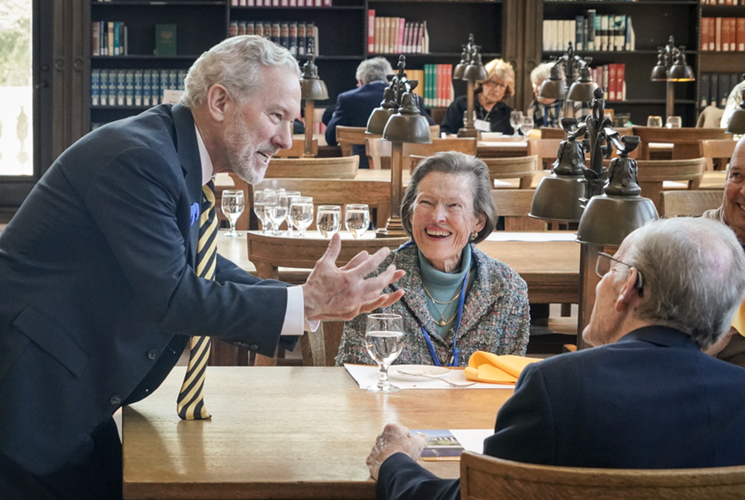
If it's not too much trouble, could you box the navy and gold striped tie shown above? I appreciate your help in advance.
[177,180,217,420]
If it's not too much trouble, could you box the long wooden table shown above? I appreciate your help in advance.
[123,367,513,499]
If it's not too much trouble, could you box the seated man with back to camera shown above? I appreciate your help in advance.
[323,57,434,168]
[365,217,745,500]
[336,152,530,367]
[526,62,590,129]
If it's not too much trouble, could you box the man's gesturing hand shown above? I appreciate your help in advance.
[302,233,405,321]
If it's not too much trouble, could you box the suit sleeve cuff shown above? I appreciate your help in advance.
[281,286,319,335]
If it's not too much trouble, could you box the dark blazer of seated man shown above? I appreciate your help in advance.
[324,57,434,168]
[366,217,745,500]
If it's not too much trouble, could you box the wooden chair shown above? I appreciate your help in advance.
[255,178,391,230]
[461,451,745,500]
[263,156,359,179]
[540,128,564,139]
[527,138,562,170]
[483,155,538,189]
[366,129,451,170]
[247,234,409,366]
[366,137,391,170]
[660,189,723,218]
[336,126,376,157]
[491,189,547,231]
[632,127,729,160]
[700,138,737,171]
[404,138,479,172]
[273,138,318,158]
[635,157,706,214]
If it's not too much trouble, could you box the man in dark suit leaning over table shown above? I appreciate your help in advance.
[367,217,745,500]
[0,35,405,500]
[323,57,434,168]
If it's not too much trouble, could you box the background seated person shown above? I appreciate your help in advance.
[336,152,529,367]
[367,217,745,500]
[526,62,590,128]
[704,135,745,367]
[440,58,515,136]
[721,80,745,130]
[324,57,434,168]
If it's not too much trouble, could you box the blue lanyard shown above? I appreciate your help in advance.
[421,269,468,367]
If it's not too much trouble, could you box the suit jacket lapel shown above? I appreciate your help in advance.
[171,103,203,267]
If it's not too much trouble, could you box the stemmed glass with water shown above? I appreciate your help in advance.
[520,116,534,137]
[316,205,342,238]
[365,313,405,393]
[345,204,370,239]
[289,196,314,237]
[221,190,244,237]
[266,189,288,236]
[284,191,302,236]
[509,110,523,137]
[254,189,272,234]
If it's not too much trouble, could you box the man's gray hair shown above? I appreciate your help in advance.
[356,57,393,85]
[400,152,497,244]
[530,62,553,86]
[622,217,745,350]
[180,35,300,108]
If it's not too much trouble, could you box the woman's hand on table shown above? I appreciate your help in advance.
[366,423,428,480]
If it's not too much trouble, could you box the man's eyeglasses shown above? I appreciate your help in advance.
[483,80,507,89]
[596,252,645,296]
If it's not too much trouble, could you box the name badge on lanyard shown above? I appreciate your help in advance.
[474,119,490,132]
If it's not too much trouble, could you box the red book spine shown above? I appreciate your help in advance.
[737,18,745,51]
[617,63,625,100]
[702,17,710,51]
[367,10,375,54]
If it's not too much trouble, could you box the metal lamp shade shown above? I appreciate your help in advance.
[667,63,694,82]
[300,78,328,101]
[453,62,467,80]
[382,112,432,144]
[539,78,567,100]
[576,194,658,246]
[463,63,488,82]
[366,107,394,134]
[529,175,586,223]
[650,64,668,82]
[727,108,745,134]
[567,81,597,103]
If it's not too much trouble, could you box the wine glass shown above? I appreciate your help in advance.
[289,196,314,237]
[284,191,302,236]
[221,190,244,237]
[509,110,523,137]
[344,204,370,239]
[647,116,663,128]
[263,189,278,235]
[666,116,682,129]
[520,116,534,137]
[268,189,288,236]
[365,313,405,393]
[253,189,269,234]
[316,205,341,238]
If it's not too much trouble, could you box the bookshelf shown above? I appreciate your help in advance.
[699,3,745,112]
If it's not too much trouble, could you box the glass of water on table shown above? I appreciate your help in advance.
[345,204,370,239]
[365,313,405,393]
[316,205,341,238]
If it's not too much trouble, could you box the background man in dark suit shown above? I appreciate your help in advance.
[0,36,404,500]
[366,217,745,500]
[323,57,434,168]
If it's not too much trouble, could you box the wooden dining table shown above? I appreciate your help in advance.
[123,367,513,499]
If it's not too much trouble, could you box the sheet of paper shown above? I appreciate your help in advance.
[343,364,514,390]
[484,231,577,242]
[450,429,493,453]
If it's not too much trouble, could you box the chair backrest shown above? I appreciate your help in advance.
[264,156,359,179]
[660,189,723,218]
[700,138,737,171]
[255,178,391,230]
[635,157,707,214]
[429,124,441,138]
[491,189,547,231]
[483,155,538,189]
[273,138,318,158]
[366,137,391,170]
[527,138,563,170]
[460,451,745,500]
[404,137,479,158]
[336,126,375,157]
[632,127,729,160]
[540,128,564,139]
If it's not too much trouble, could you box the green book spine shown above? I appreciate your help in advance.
[155,24,177,56]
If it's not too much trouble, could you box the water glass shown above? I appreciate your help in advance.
[344,204,370,239]
[263,189,278,235]
[509,110,523,137]
[365,313,405,393]
[666,116,682,129]
[289,196,314,237]
[520,116,534,137]
[316,205,341,238]
[647,116,663,128]
[284,191,302,236]
[268,189,288,235]
[254,189,270,234]
[221,190,244,237]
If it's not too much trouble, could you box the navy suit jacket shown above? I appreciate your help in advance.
[325,81,434,168]
[377,326,745,500]
[0,104,292,477]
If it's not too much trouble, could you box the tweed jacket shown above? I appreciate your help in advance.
[336,243,529,367]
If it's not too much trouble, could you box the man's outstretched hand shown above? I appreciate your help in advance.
[302,233,405,321]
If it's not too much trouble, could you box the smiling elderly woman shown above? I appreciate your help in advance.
[335,152,530,367]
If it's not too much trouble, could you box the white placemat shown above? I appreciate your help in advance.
[344,364,514,390]
[484,231,577,242]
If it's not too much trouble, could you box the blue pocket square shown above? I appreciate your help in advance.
[190,203,199,226]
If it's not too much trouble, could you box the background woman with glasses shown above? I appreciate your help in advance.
[440,58,516,136]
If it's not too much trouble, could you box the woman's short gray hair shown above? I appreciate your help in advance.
[530,63,553,87]
[180,35,300,109]
[356,57,393,85]
[475,58,515,98]
[400,152,497,244]
[622,217,745,350]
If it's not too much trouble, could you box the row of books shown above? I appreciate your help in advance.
[591,64,626,102]
[230,0,331,6]
[543,14,635,52]
[90,69,186,107]
[701,18,745,52]
[91,21,128,57]
[700,73,742,109]
[367,11,429,54]
[230,21,319,57]
[415,65,453,108]
[700,0,745,5]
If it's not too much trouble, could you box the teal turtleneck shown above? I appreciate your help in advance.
[418,244,477,338]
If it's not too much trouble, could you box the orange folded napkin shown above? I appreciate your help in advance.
[464,352,542,384]
[732,299,745,338]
